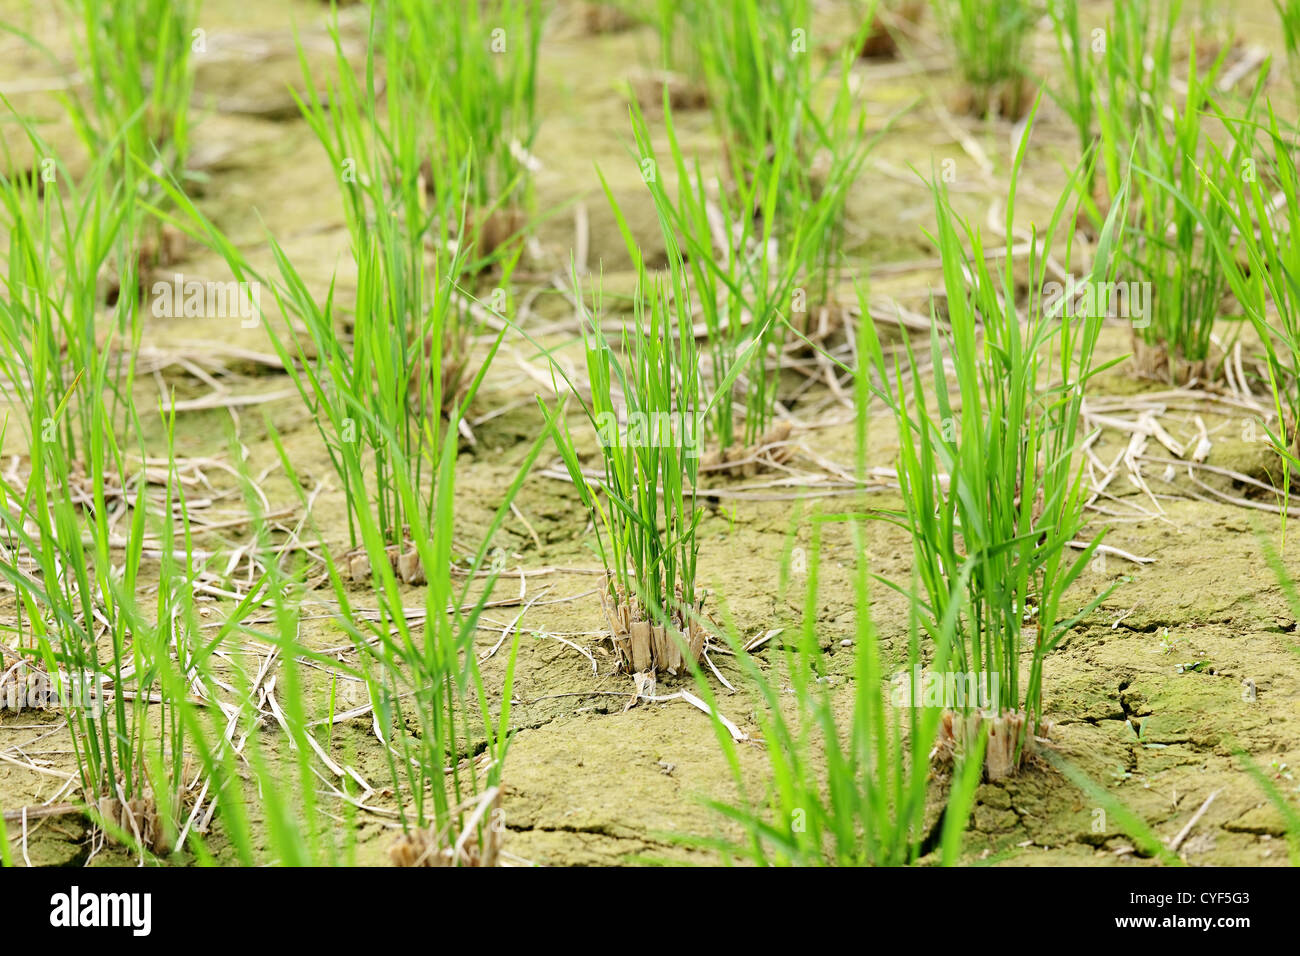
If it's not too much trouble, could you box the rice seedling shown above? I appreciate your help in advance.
[265,363,554,865]
[540,252,707,679]
[0,132,211,853]
[1097,1,1265,379]
[619,110,773,459]
[5,1,200,270]
[0,118,143,489]
[681,323,987,866]
[148,149,508,568]
[644,0,878,465]
[386,0,542,224]
[1277,1,1300,97]
[1163,102,1300,479]
[625,109,773,458]
[680,0,817,214]
[68,0,199,175]
[296,1,532,266]
[293,4,522,423]
[624,59,876,460]
[688,520,987,864]
[860,111,1127,779]
[624,1,709,111]
[147,170,552,864]
[682,0,876,258]
[1046,0,1098,169]
[0,377,211,856]
[0,127,159,846]
[929,0,1035,119]
[1095,0,1179,190]
[126,456,370,866]
[0,0,196,180]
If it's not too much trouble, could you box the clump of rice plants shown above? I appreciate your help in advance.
[682,0,803,184]
[682,0,876,275]
[930,0,1035,119]
[1095,0,1178,195]
[681,0,876,281]
[1124,64,1258,381]
[267,400,551,866]
[294,4,522,422]
[685,330,986,865]
[390,0,542,230]
[153,168,503,572]
[625,59,875,465]
[0,140,206,854]
[157,463,372,866]
[67,0,199,177]
[1097,0,1265,381]
[681,0,839,222]
[627,105,779,460]
[1046,0,1098,170]
[151,168,550,866]
[860,114,1126,779]
[0,127,142,487]
[297,0,540,253]
[7,0,201,271]
[0,385,210,856]
[1178,103,1300,478]
[541,256,706,681]
[622,0,710,111]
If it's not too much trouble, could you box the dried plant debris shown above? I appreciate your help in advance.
[578,2,636,35]
[700,420,795,476]
[630,71,710,112]
[388,789,503,867]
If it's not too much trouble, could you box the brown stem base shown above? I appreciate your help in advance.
[630,71,710,112]
[388,790,503,867]
[1131,335,1221,386]
[947,75,1036,122]
[346,541,427,586]
[936,709,1050,782]
[601,581,705,677]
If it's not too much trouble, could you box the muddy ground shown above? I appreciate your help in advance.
[2,0,1299,866]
